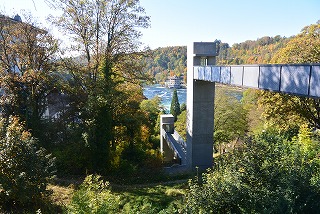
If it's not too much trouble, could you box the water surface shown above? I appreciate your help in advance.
[143,84,186,112]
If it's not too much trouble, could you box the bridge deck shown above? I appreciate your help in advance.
[194,64,320,98]
[163,129,187,165]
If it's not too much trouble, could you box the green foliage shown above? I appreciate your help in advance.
[140,96,163,135]
[241,88,265,134]
[68,174,120,213]
[175,110,187,141]
[257,21,320,130]
[214,87,248,153]
[115,182,185,213]
[186,126,320,213]
[0,116,56,210]
[142,46,187,84]
[170,89,181,121]
[180,103,186,112]
[68,175,186,213]
[47,0,158,176]
[0,12,59,143]
[216,36,289,65]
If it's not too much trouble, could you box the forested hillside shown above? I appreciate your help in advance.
[144,35,291,84]
[216,35,290,64]
[143,46,187,83]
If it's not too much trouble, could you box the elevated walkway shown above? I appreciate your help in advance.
[160,115,187,168]
[162,130,187,165]
[194,64,320,98]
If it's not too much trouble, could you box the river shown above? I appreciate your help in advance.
[143,84,186,112]
[143,84,243,112]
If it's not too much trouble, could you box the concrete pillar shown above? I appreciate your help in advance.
[160,114,175,162]
[186,42,218,170]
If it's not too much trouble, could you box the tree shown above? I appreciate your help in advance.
[170,89,180,121]
[174,110,187,141]
[0,116,55,210]
[67,175,120,213]
[186,126,320,213]
[0,13,58,140]
[258,21,320,130]
[214,87,248,153]
[140,96,163,135]
[48,0,151,174]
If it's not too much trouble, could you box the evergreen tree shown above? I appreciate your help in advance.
[170,89,181,121]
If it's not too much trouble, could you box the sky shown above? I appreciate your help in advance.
[0,0,319,49]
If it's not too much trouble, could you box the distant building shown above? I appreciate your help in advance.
[0,13,22,24]
[165,75,182,89]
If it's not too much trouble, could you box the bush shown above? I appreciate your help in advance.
[185,126,320,213]
[68,174,120,213]
[0,116,56,210]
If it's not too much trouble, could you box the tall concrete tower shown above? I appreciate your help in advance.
[186,42,218,170]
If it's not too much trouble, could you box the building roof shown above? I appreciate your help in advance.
[0,14,22,23]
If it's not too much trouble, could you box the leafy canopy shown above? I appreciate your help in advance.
[0,116,55,209]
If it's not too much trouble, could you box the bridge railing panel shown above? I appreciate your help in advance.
[204,67,212,81]
[230,66,243,86]
[310,65,320,97]
[280,65,310,96]
[220,66,231,84]
[198,66,205,80]
[259,65,281,91]
[243,66,260,88]
[212,66,221,82]
[193,64,320,98]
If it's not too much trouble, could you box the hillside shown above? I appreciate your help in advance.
[142,46,187,84]
[143,35,291,84]
[216,35,291,65]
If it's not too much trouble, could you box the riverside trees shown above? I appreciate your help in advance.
[47,0,156,175]
[258,22,320,131]
[170,89,181,121]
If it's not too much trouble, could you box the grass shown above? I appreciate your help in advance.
[48,177,188,213]
[114,182,187,213]
[48,184,74,207]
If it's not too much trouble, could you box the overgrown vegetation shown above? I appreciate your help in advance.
[65,174,186,214]
[0,116,56,212]
[186,125,320,213]
[0,0,320,212]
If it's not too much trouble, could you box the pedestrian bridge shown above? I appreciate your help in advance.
[160,42,320,171]
[194,64,320,98]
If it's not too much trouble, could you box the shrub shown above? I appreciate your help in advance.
[67,174,120,213]
[0,116,56,210]
[185,126,320,213]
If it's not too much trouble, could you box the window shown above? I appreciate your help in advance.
[200,57,208,66]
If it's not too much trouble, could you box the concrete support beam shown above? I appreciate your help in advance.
[187,42,218,170]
